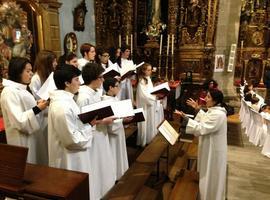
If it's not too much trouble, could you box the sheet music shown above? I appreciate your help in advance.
[111,99,134,118]
[36,72,56,100]
[158,120,179,145]
[149,82,170,94]
[102,63,120,76]
[135,62,145,69]
[81,99,111,113]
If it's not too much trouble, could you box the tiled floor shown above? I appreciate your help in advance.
[227,132,270,200]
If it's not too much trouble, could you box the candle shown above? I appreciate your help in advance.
[241,40,244,49]
[167,34,170,55]
[126,35,129,45]
[159,34,163,55]
[171,34,174,55]
[130,34,133,55]
[119,34,121,47]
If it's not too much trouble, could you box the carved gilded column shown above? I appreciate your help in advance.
[168,0,177,35]
[123,0,133,36]
[205,0,219,47]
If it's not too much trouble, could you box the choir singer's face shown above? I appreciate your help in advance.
[144,65,152,77]
[92,74,104,89]
[121,49,130,59]
[66,76,81,94]
[21,63,33,84]
[87,47,96,61]
[205,92,216,108]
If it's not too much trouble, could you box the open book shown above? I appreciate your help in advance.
[110,99,134,118]
[120,61,144,80]
[78,100,114,123]
[37,72,56,100]
[102,63,120,79]
[149,82,170,96]
[158,120,179,145]
[129,108,145,123]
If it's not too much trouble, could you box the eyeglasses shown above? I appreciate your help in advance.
[102,54,110,58]
[114,84,120,88]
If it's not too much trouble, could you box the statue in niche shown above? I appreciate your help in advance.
[144,0,166,41]
[186,0,202,28]
[0,2,32,60]
[107,0,123,31]
[73,0,88,31]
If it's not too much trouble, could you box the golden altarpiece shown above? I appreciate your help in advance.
[0,0,62,66]
[234,1,270,86]
[95,0,220,82]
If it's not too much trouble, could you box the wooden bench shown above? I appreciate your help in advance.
[227,114,243,146]
[134,186,158,200]
[136,133,169,164]
[124,124,137,140]
[102,162,154,200]
[136,133,169,177]
[169,170,199,200]
[186,141,198,170]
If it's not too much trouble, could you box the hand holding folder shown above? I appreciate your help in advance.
[149,82,170,96]
[78,100,114,124]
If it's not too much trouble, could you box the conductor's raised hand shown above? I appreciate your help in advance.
[186,98,200,110]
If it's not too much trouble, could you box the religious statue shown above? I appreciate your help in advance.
[144,0,166,41]
[107,0,123,30]
[0,2,33,60]
[186,0,201,28]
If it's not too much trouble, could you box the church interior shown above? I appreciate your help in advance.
[0,0,270,199]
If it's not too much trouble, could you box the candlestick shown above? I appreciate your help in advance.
[119,34,121,47]
[126,35,129,45]
[130,34,133,55]
[171,34,174,55]
[170,55,175,81]
[159,34,163,55]
[166,34,170,55]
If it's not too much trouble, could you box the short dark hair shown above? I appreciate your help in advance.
[66,52,77,62]
[244,93,252,102]
[208,88,224,106]
[81,63,104,85]
[103,77,118,92]
[8,57,31,83]
[53,64,81,90]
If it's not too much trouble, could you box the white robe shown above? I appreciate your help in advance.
[29,73,49,165]
[29,73,42,100]
[48,90,92,194]
[0,80,46,164]
[117,58,134,101]
[102,95,129,180]
[78,58,89,71]
[76,85,116,200]
[186,106,227,200]
[136,77,158,146]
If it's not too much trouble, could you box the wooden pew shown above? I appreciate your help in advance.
[186,141,198,170]
[169,170,199,200]
[136,133,169,165]
[103,162,154,200]
[136,133,169,178]
[124,124,137,139]
[135,186,158,200]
